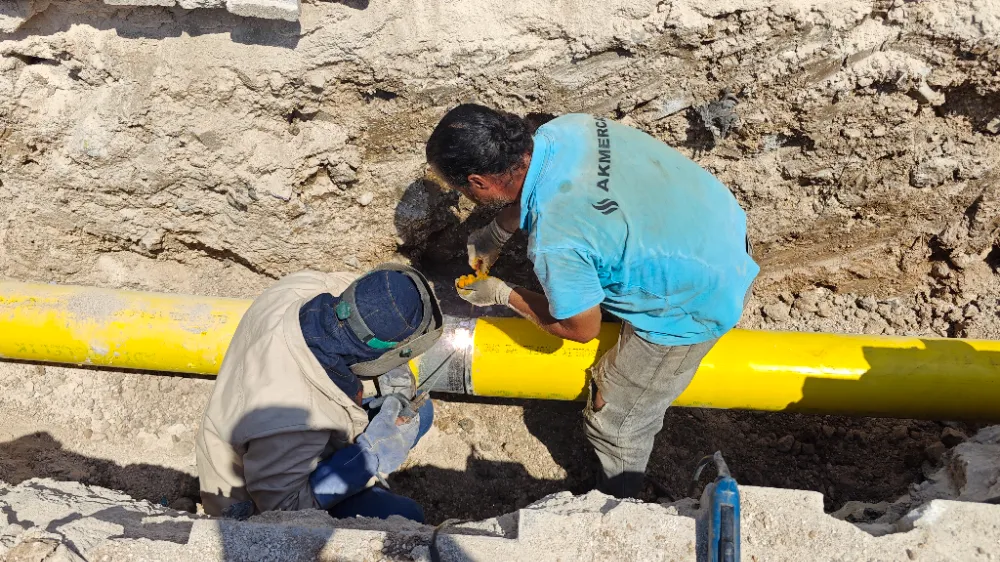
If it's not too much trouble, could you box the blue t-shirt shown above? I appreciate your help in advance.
[520,114,759,345]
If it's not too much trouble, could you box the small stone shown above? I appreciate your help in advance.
[457,418,474,432]
[940,427,966,448]
[913,82,945,106]
[910,157,959,188]
[842,128,863,139]
[872,126,887,138]
[891,425,910,441]
[138,229,164,253]
[964,304,980,318]
[930,262,951,279]
[816,302,834,318]
[857,296,877,312]
[436,419,456,434]
[344,256,361,269]
[801,443,815,455]
[986,117,1000,135]
[792,294,819,314]
[821,425,836,438]
[356,192,374,206]
[924,442,947,463]
[777,435,795,452]
[945,308,964,323]
[305,72,326,91]
[762,303,792,323]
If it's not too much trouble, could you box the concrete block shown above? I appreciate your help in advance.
[225,0,299,21]
[6,479,1000,561]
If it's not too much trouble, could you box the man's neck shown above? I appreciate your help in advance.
[496,200,522,234]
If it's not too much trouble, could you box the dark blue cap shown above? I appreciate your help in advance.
[353,270,424,344]
[298,270,425,400]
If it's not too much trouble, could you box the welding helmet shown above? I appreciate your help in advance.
[335,263,444,377]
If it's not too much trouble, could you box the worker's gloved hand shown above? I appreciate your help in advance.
[310,394,429,510]
[376,365,417,401]
[456,276,516,307]
[467,219,514,273]
[357,394,422,476]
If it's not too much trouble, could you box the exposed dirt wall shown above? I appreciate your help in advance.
[1,0,999,526]
[1,1,997,315]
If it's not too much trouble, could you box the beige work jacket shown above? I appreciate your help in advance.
[196,270,370,516]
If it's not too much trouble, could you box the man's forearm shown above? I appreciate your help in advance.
[507,288,599,343]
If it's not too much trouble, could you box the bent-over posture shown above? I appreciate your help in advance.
[426,105,758,498]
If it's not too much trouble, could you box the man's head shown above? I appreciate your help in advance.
[425,104,533,208]
[351,270,425,345]
[299,266,443,404]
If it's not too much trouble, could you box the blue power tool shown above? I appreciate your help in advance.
[692,451,740,562]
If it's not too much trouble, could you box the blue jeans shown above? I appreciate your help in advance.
[327,397,433,522]
[327,486,425,522]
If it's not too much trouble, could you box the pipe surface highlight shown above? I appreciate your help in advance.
[2,281,999,420]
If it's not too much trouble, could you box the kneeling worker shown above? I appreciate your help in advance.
[196,265,443,521]
[426,105,758,498]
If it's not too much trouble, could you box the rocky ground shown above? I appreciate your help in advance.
[1,0,999,530]
[5,475,1000,561]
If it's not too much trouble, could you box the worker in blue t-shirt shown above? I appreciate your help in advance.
[425,105,759,499]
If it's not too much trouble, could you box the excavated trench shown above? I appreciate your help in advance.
[1,0,999,531]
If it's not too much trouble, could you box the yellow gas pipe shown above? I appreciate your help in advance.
[1,280,999,420]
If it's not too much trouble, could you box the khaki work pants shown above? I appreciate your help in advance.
[584,323,718,498]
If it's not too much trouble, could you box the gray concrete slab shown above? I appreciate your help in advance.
[224,0,299,21]
[4,479,1000,561]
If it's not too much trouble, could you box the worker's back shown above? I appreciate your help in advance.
[196,270,369,516]
[521,114,759,345]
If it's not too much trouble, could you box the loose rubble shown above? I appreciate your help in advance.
[4,478,1000,561]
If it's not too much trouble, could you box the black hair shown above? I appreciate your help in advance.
[425,104,535,189]
[524,112,556,132]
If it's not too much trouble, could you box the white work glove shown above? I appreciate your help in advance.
[467,219,514,273]
[376,365,417,401]
[456,276,517,307]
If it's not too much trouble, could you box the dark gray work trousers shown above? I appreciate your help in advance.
[584,322,718,498]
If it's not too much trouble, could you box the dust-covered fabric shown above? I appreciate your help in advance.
[520,114,759,345]
[196,270,370,516]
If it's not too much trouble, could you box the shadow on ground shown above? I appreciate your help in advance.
[0,431,198,506]
[393,395,972,524]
